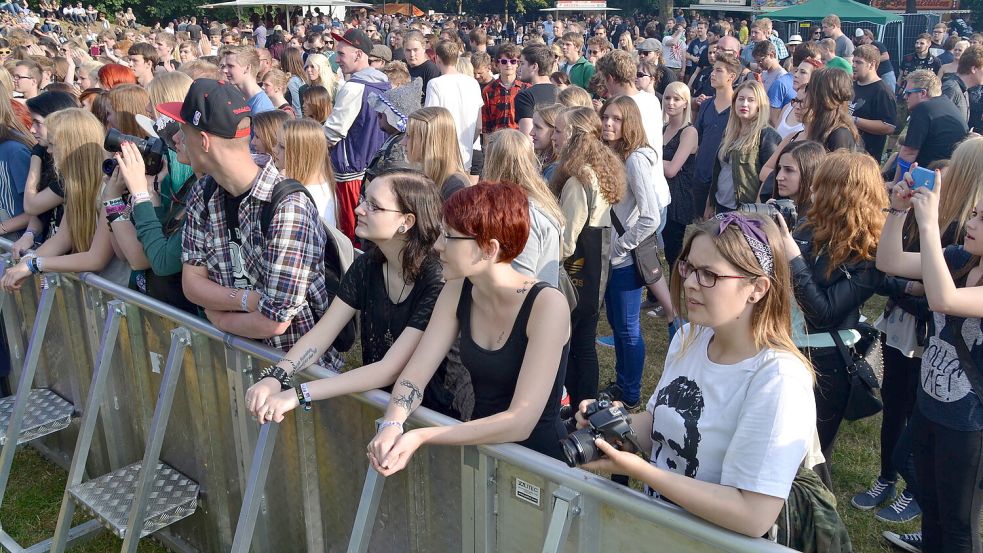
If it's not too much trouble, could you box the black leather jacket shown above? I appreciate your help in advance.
[790,225,885,334]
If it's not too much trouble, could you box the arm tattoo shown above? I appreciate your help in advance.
[392,379,424,413]
[287,347,318,376]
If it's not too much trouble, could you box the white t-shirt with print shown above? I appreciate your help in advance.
[646,324,815,499]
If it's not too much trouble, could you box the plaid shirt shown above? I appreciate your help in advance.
[482,78,530,133]
[182,155,339,366]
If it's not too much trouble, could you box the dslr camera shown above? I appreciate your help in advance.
[102,128,167,176]
[560,395,647,467]
[738,198,798,230]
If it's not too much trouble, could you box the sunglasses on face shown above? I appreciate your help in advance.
[498,58,519,65]
[636,72,650,79]
[903,88,927,97]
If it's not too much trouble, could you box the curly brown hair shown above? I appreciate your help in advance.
[801,151,886,278]
[550,106,626,206]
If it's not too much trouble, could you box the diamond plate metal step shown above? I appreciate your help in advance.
[0,388,74,446]
[68,461,199,539]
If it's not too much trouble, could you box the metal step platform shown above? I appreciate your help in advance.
[68,461,199,540]
[0,389,74,446]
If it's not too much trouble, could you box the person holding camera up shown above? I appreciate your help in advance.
[367,182,571,472]
[876,151,983,553]
[573,211,816,538]
[778,150,886,489]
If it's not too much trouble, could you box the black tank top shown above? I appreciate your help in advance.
[456,279,568,460]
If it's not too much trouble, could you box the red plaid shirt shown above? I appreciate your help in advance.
[481,78,530,133]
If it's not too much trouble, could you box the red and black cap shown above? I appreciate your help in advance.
[156,78,251,139]
[331,29,373,54]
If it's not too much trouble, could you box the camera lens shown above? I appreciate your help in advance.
[102,158,118,176]
[561,429,598,467]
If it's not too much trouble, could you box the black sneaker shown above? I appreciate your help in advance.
[883,531,921,553]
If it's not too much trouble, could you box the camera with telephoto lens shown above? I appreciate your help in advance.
[738,198,798,231]
[103,128,166,176]
[561,398,647,467]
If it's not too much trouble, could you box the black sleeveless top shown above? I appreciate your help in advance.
[456,279,568,460]
[663,123,697,225]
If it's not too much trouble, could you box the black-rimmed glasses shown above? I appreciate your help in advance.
[677,259,752,288]
[439,226,476,242]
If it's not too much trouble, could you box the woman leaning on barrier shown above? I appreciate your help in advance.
[575,212,817,538]
[246,170,469,422]
[1,108,116,290]
[367,181,571,472]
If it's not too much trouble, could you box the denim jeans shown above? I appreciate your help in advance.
[604,264,645,404]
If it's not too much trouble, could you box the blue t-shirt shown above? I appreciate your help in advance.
[694,99,730,185]
[918,245,983,431]
[0,140,31,221]
[767,72,796,109]
[247,91,276,115]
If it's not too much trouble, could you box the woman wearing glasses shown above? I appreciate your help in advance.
[246,170,470,422]
[574,211,817,538]
[367,181,570,472]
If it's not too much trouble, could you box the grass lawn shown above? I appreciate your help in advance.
[0,295,918,552]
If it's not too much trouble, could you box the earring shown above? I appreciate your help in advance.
[398,225,406,233]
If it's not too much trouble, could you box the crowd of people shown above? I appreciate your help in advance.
[1,3,983,552]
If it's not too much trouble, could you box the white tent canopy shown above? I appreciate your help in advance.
[199,0,370,9]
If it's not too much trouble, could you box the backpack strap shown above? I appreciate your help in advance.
[260,178,316,235]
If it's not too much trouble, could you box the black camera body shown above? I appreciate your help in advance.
[103,128,166,176]
[561,401,647,467]
[739,198,798,231]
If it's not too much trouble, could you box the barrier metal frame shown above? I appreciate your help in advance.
[0,237,795,553]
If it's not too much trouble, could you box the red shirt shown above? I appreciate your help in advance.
[481,78,530,133]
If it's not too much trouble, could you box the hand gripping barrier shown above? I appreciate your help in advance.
[0,239,794,553]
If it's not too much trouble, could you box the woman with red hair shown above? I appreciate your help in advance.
[97,63,136,89]
[368,181,571,471]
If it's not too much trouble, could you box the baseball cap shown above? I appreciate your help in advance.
[855,28,866,37]
[156,79,252,139]
[332,29,373,54]
[788,34,803,45]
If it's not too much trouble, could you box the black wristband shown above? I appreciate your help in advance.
[258,365,292,390]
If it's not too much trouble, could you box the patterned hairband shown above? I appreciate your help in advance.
[715,212,774,277]
[376,93,408,133]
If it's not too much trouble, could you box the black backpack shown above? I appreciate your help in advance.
[201,177,356,352]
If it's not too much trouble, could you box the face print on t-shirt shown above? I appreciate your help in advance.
[651,376,704,478]
[922,314,981,403]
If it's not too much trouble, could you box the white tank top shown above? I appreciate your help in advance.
[775,104,805,140]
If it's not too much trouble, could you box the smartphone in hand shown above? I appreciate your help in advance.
[910,166,936,191]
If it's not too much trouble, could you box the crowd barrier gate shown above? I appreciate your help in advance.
[0,240,794,553]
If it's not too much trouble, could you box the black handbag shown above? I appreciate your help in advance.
[610,210,664,286]
[831,324,885,422]
[563,185,609,316]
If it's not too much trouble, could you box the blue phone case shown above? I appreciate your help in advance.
[910,167,936,191]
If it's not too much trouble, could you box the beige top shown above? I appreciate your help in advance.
[558,170,612,260]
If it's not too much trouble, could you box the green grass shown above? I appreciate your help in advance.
[0,295,916,552]
[0,447,167,552]
[594,294,921,552]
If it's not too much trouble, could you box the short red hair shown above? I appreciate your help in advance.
[442,181,529,263]
[97,64,137,89]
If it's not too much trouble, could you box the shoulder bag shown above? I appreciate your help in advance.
[610,209,664,286]
[831,323,885,421]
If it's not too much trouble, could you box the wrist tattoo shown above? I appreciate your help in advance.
[392,379,423,412]
[294,347,318,374]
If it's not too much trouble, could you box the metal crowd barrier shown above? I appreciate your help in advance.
[0,239,793,553]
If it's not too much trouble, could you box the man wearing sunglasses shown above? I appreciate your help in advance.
[481,41,529,136]
[894,69,968,182]
[558,31,593,90]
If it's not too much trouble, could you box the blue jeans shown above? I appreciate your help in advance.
[604,264,645,404]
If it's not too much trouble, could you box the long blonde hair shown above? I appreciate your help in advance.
[283,118,335,186]
[304,53,336,101]
[940,137,983,237]
[46,108,103,253]
[0,81,33,148]
[803,151,886,278]
[406,106,466,190]
[147,71,192,116]
[107,84,149,137]
[483,129,565,228]
[671,213,814,380]
[662,81,692,127]
[718,80,770,161]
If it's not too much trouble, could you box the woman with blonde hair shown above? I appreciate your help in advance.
[482,128,564,286]
[661,81,698,269]
[277,118,338,228]
[780,150,887,488]
[146,71,195,209]
[2,108,119,289]
[106,83,149,137]
[550,106,626,408]
[300,85,331,124]
[250,110,289,157]
[405,106,470,201]
[557,86,592,109]
[530,103,564,180]
[708,80,779,215]
[301,53,337,104]
[261,68,296,116]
